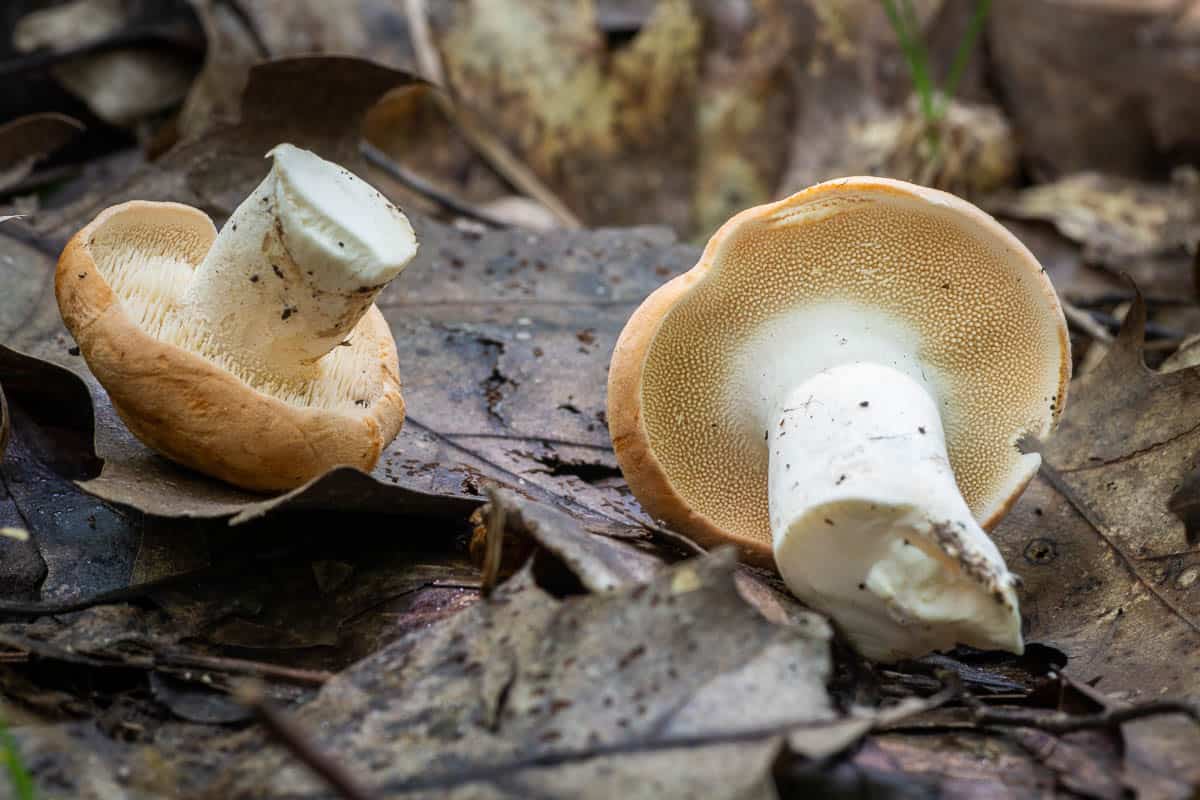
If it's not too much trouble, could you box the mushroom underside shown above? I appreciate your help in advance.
[636,191,1066,550]
[84,204,394,412]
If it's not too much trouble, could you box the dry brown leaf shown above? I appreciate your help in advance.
[988,171,1200,265]
[988,0,1200,180]
[178,0,416,140]
[1162,333,1200,373]
[362,83,515,221]
[992,295,1200,784]
[204,551,833,799]
[472,488,675,591]
[0,113,84,192]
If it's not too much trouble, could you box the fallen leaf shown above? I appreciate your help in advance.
[1161,332,1200,374]
[178,0,418,141]
[988,171,1200,266]
[991,294,1200,784]
[148,671,252,725]
[472,488,675,591]
[988,0,1200,180]
[0,113,84,193]
[13,0,202,126]
[474,489,833,639]
[848,729,1060,797]
[205,550,834,799]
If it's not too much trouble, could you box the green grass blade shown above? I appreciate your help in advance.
[1,718,36,800]
[940,0,993,114]
[900,0,936,122]
[881,0,936,125]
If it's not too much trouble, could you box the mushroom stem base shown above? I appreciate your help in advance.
[768,362,1022,662]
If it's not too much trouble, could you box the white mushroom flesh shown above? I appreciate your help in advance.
[769,361,1022,661]
[184,143,417,369]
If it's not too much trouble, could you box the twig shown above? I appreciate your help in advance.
[236,682,377,800]
[0,627,332,686]
[375,684,961,795]
[402,0,583,229]
[1061,301,1113,344]
[359,141,510,228]
[403,0,445,85]
[159,652,333,687]
[0,583,152,616]
[479,489,506,597]
[966,696,1200,735]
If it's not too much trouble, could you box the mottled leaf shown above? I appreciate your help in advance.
[206,550,833,799]
[987,171,1200,266]
[992,295,1200,784]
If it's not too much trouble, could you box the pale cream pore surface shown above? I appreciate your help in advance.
[639,193,1065,547]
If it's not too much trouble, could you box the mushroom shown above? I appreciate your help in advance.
[608,177,1070,661]
[55,144,417,491]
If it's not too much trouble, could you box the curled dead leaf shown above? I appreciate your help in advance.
[0,113,84,193]
[13,0,202,125]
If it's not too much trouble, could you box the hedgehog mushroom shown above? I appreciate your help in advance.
[608,177,1070,661]
[56,144,416,491]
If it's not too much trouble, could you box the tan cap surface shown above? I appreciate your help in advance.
[56,200,405,492]
[609,177,1070,566]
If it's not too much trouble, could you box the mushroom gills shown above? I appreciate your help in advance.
[84,145,415,410]
[770,361,1022,662]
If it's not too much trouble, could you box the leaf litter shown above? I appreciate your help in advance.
[2,2,1200,796]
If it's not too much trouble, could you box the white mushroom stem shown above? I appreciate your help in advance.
[769,362,1023,662]
[183,144,417,375]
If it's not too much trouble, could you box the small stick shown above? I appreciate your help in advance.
[401,0,583,229]
[378,683,961,794]
[359,141,510,229]
[159,652,333,687]
[966,695,1199,734]
[1061,301,1113,344]
[236,682,377,800]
